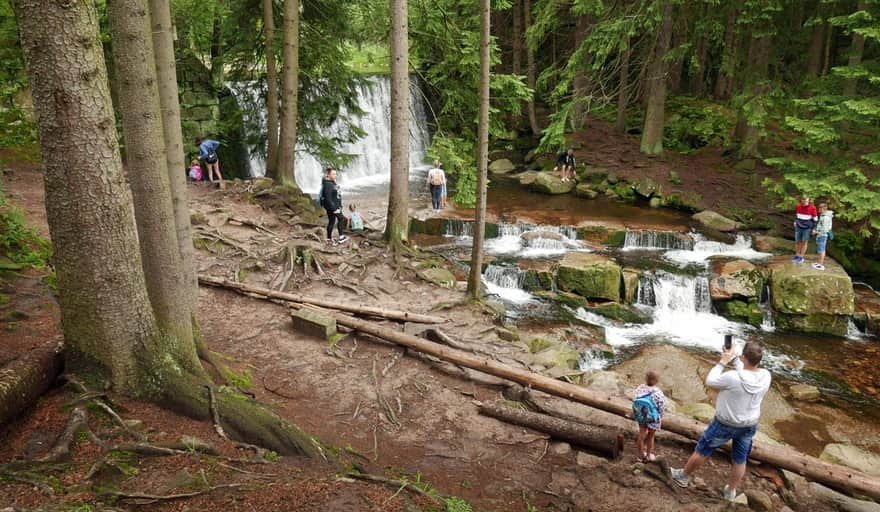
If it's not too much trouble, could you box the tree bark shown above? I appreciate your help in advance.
[479,402,623,459]
[822,22,834,76]
[467,0,491,299]
[149,0,198,309]
[385,0,410,243]
[524,0,540,135]
[714,2,740,100]
[0,340,63,427]
[735,35,772,157]
[295,307,880,500]
[108,0,201,366]
[263,0,280,179]
[806,15,825,77]
[512,0,522,76]
[571,14,591,131]
[640,0,673,156]
[692,3,709,96]
[277,0,300,186]
[616,40,631,133]
[843,0,868,97]
[210,0,224,90]
[199,275,446,324]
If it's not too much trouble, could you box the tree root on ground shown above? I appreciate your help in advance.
[36,406,89,463]
[100,483,249,505]
[342,473,441,505]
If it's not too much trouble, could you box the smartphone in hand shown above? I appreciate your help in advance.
[724,334,733,350]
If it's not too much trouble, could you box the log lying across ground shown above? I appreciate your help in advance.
[0,339,63,427]
[198,275,446,324]
[289,308,880,501]
[479,402,623,460]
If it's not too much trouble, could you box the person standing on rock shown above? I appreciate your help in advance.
[426,160,446,213]
[320,167,348,245]
[554,148,576,183]
[670,341,771,503]
[813,202,833,271]
[195,136,223,187]
[793,194,817,264]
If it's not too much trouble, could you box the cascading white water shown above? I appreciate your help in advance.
[759,284,776,332]
[483,264,532,303]
[230,76,431,193]
[443,219,473,238]
[486,223,582,258]
[664,234,771,265]
[623,230,694,251]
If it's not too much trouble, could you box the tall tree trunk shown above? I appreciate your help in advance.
[806,15,825,77]
[210,1,224,90]
[843,0,868,97]
[822,22,833,76]
[149,0,198,309]
[714,2,739,100]
[616,40,630,133]
[512,0,522,75]
[264,0,280,179]
[277,0,300,186]
[467,0,491,299]
[640,0,673,156]
[735,35,771,158]
[571,14,591,131]
[524,0,539,135]
[667,15,685,94]
[108,0,200,360]
[385,0,410,243]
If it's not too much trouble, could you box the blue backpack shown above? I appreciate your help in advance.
[632,393,660,424]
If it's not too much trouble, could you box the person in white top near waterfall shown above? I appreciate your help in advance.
[426,161,446,213]
[813,202,834,270]
[670,340,771,503]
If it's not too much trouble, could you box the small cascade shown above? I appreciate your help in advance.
[623,230,694,251]
[641,271,712,314]
[487,222,581,258]
[665,234,771,265]
[483,264,532,304]
[847,318,865,340]
[636,275,656,307]
[443,219,473,238]
[759,284,775,332]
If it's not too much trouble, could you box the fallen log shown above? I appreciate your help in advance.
[479,402,622,460]
[288,307,880,500]
[198,275,446,324]
[0,338,63,427]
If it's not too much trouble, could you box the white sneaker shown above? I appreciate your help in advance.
[337,235,349,243]
[670,468,689,488]
[812,263,825,270]
[722,485,737,502]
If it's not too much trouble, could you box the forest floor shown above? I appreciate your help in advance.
[0,147,862,512]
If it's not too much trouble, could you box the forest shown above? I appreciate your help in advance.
[1,0,880,510]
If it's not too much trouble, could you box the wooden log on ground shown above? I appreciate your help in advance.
[290,307,880,500]
[479,402,622,459]
[0,338,63,427]
[198,275,446,324]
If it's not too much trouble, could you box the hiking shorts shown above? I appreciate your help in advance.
[795,226,812,242]
[695,419,757,465]
[816,234,828,254]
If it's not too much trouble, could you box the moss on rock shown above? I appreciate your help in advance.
[556,253,621,302]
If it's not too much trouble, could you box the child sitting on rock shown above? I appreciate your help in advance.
[632,371,668,462]
[347,204,364,232]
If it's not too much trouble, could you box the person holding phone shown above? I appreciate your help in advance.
[670,339,771,503]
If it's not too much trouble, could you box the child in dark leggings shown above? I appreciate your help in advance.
[320,167,348,244]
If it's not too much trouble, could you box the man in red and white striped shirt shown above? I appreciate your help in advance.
[793,194,818,264]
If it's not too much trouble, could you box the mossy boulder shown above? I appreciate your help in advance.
[769,258,854,315]
[517,171,540,186]
[633,177,658,198]
[587,302,651,324]
[580,166,609,183]
[709,260,763,301]
[417,267,456,289]
[574,183,599,199]
[716,299,763,327]
[488,158,516,174]
[531,172,574,195]
[556,253,622,302]
[775,312,849,337]
[692,210,742,232]
[611,184,636,203]
[603,230,627,248]
[530,344,581,371]
[661,192,705,212]
[622,268,641,304]
[521,267,555,292]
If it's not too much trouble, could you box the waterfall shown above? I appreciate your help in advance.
[486,222,582,258]
[664,234,771,265]
[443,219,473,238]
[229,76,431,193]
[483,264,532,303]
[640,271,712,314]
[759,284,775,332]
[623,230,694,251]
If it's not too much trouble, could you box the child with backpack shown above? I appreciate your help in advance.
[632,371,668,462]
[347,204,365,232]
[188,158,203,182]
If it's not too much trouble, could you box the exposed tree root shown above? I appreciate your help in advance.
[100,483,249,504]
[0,338,63,427]
[37,406,88,462]
[343,473,441,504]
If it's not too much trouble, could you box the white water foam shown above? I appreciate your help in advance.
[664,234,772,266]
[483,264,533,304]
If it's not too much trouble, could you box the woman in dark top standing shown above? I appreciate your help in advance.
[320,167,348,244]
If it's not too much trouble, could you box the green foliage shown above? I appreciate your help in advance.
[0,182,50,270]
[444,496,473,512]
[662,99,734,153]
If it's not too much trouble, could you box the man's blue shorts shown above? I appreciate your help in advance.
[795,226,812,242]
[695,419,757,465]
[816,234,828,254]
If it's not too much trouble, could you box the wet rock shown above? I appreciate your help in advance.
[614,345,709,404]
[692,210,742,232]
[710,260,762,300]
[622,268,641,304]
[585,370,626,396]
[575,183,599,199]
[530,340,580,371]
[495,326,519,342]
[587,302,652,324]
[550,441,572,455]
[633,177,658,198]
[581,166,609,183]
[769,257,854,336]
[776,313,849,337]
[754,236,795,254]
[819,443,880,476]
[521,267,554,292]
[661,192,705,212]
[417,267,456,289]
[521,230,564,243]
[556,252,622,302]
[789,383,820,402]
[746,490,773,511]
[488,158,516,174]
[531,172,574,195]
[716,299,763,327]
[679,402,715,423]
[517,170,539,186]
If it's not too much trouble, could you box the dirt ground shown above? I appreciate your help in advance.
[0,152,854,511]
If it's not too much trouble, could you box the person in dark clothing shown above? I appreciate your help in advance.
[320,167,348,244]
[553,148,576,182]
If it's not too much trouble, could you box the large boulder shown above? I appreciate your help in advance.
[820,444,880,477]
[574,183,599,199]
[417,267,456,289]
[517,170,539,186]
[520,260,555,292]
[715,299,763,327]
[769,257,854,335]
[530,343,581,371]
[692,210,742,232]
[614,345,709,404]
[488,158,516,174]
[531,172,575,195]
[710,260,762,300]
[556,252,622,302]
[587,302,652,324]
[580,166,609,183]
[584,370,626,396]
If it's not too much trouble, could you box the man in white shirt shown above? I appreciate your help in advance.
[426,161,446,213]
[670,341,771,502]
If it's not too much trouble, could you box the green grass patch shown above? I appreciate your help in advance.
[0,181,51,272]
